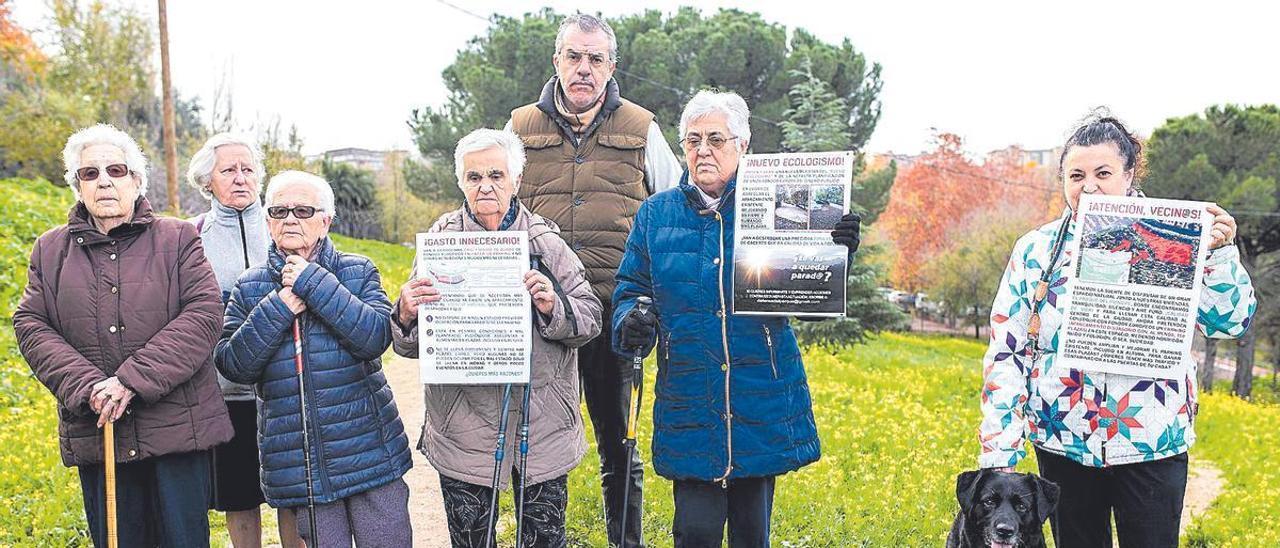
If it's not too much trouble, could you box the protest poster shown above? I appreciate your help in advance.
[732,150,854,316]
[416,231,531,384]
[1058,194,1212,380]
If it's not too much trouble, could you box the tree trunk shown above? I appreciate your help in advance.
[1231,327,1257,399]
[158,0,180,215]
[972,306,980,339]
[1199,337,1217,393]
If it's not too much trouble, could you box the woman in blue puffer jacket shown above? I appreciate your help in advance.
[612,91,861,547]
[216,170,413,547]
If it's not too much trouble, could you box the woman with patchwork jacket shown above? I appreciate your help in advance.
[612,91,861,547]
[978,112,1256,548]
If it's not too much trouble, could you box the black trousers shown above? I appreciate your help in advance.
[438,471,568,548]
[580,301,644,547]
[672,476,775,548]
[78,450,212,548]
[1036,447,1188,548]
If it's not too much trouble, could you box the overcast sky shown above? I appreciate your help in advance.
[12,0,1280,156]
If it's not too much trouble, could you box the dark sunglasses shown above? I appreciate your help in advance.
[76,163,130,182]
[267,205,319,219]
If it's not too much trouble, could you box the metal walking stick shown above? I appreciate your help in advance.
[293,319,320,545]
[514,253,545,545]
[103,420,117,548]
[484,384,515,548]
[513,383,533,545]
[619,295,653,548]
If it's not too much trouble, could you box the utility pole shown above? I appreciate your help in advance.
[158,0,180,215]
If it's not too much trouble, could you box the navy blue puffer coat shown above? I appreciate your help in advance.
[612,175,820,482]
[216,237,411,507]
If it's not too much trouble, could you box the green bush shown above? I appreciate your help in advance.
[0,178,87,545]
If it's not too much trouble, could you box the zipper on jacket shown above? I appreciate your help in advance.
[237,210,250,269]
[713,211,734,483]
[763,325,778,380]
[1099,372,1108,464]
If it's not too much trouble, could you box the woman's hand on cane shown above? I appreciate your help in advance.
[90,377,135,427]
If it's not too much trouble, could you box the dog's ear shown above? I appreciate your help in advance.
[1032,475,1060,523]
[955,469,986,511]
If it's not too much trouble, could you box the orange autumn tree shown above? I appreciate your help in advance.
[879,133,1057,290]
[0,0,46,82]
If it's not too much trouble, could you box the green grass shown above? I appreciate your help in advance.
[2,177,1278,546]
[330,233,414,301]
[566,333,1003,546]
[1184,392,1280,547]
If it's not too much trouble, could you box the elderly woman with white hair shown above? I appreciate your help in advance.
[215,170,413,546]
[611,91,861,546]
[14,123,232,546]
[391,128,601,547]
[186,133,302,548]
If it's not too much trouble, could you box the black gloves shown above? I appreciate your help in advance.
[831,212,862,256]
[619,304,658,354]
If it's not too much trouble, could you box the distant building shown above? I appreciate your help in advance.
[865,151,919,170]
[987,145,1062,171]
[306,147,408,173]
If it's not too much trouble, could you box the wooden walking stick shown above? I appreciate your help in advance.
[104,421,117,548]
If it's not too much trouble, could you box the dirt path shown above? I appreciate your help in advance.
[384,355,451,547]
[1181,456,1224,534]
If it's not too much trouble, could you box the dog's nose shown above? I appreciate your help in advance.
[995,523,1016,539]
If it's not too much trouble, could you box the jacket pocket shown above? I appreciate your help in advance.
[598,134,646,150]
[520,134,563,150]
[553,382,578,429]
[762,325,779,380]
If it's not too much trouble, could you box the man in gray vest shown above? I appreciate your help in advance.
[506,13,681,547]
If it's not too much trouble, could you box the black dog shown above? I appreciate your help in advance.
[946,469,1059,548]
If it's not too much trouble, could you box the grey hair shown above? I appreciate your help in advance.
[555,13,618,62]
[679,90,752,151]
[264,170,335,218]
[61,123,150,200]
[186,132,266,200]
[453,128,527,191]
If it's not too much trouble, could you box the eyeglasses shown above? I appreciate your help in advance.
[76,164,130,182]
[266,205,320,219]
[679,134,738,151]
[559,48,610,68]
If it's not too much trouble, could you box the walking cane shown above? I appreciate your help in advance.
[294,319,321,545]
[103,420,117,548]
[484,384,515,548]
[619,295,653,548]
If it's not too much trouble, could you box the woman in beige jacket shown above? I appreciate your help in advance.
[391,128,602,548]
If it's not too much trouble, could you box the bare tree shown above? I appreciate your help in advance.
[1199,336,1217,393]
